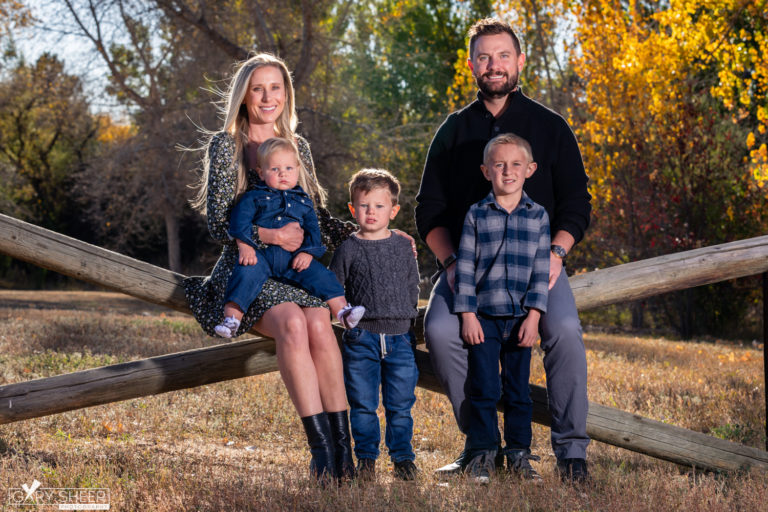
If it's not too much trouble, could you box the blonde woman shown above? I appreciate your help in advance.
[185,54,357,482]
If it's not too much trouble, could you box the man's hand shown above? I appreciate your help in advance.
[291,252,312,272]
[518,309,541,347]
[548,252,563,290]
[460,312,484,345]
[259,222,304,252]
[549,231,575,289]
[446,262,457,293]
[236,240,258,266]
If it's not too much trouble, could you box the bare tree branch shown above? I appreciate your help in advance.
[252,0,277,54]
[154,0,248,60]
[61,0,148,108]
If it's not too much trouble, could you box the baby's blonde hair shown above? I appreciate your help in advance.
[257,138,326,204]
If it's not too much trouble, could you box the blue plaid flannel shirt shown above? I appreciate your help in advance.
[454,191,550,317]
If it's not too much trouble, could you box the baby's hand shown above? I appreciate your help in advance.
[292,252,312,272]
[460,312,484,345]
[236,240,257,266]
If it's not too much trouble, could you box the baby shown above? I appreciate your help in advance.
[214,137,364,337]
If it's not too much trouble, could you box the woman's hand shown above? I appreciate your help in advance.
[259,222,304,252]
[391,229,418,257]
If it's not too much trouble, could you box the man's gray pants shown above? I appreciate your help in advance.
[424,270,590,460]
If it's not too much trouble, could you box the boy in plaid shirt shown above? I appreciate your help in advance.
[454,133,550,483]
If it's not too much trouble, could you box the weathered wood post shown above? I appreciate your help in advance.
[764,272,768,451]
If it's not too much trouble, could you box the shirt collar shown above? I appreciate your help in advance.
[477,190,534,213]
[470,87,525,118]
[254,181,308,198]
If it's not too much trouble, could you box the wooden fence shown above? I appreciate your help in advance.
[1,213,768,472]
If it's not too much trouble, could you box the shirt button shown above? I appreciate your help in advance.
[287,203,291,207]
[494,126,500,132]
[277,216,281,221]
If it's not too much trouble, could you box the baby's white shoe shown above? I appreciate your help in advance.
[214,316,241,338]
[337,305,365,329]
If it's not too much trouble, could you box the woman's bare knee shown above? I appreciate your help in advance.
[303,308,337,351]
[257,303,309,351]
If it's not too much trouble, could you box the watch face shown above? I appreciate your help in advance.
[551,245,566,258]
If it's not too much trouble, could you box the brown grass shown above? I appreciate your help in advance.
[0,290,766,511]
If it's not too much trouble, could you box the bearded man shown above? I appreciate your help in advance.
[414,17,592,483]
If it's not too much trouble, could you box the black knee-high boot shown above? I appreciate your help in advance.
[327,410,356,480]
[301,412,337,482]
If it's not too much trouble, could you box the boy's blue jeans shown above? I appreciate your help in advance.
[466,315,532,454]
[342,327,418,463]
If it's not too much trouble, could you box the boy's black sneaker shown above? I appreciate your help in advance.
[556,457,589,484]
[465,450,496,485]
[393,459,419,481]
[356,458,376,481]
[506,449,542,481]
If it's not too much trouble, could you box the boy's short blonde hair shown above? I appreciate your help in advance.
[348,168,401,205]
[483,133,534,164]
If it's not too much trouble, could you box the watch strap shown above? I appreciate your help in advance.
[442,253,458,268]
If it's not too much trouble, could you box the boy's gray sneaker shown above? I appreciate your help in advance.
[506,449,542,481]
[465,450,496,485]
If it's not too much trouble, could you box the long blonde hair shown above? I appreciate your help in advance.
[256,138,326,204]
[192,53,300,213]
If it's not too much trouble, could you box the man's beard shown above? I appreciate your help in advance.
[475,71,518,98]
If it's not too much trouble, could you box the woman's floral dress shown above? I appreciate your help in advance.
[183,132,356,337]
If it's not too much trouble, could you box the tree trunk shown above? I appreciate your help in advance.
[631,301,645,329]
[164,209,181,272]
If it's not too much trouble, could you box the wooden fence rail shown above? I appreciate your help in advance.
[2,213,768,473]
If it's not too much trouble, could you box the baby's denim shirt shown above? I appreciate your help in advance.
[229,183,325,258]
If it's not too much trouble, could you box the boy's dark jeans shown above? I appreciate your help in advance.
[342,327,418,463]
[466,315,533,454]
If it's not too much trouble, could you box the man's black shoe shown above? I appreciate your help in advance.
[557,458,589,484]
[435,445,505,480]
[434,449,468,479]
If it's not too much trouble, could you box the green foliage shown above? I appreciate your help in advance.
[0,53,96,234]
[316,0,491,272]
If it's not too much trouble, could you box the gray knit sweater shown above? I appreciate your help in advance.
[329,232,419,334]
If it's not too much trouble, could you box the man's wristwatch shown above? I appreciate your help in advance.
[550,244,567,259]
[442,253,458,268]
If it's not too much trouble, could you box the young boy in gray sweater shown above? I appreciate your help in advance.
[329,169,420,482]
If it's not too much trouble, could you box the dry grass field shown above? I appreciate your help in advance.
[0,290,766,511]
